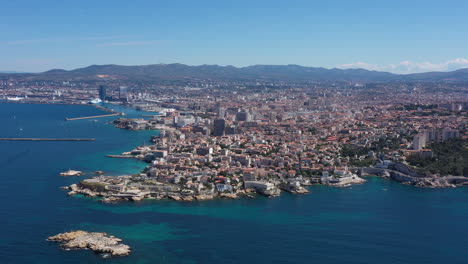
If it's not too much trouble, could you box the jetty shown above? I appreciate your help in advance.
[65,113,120,121]
[0,138,96,141]
[106,154,138,159]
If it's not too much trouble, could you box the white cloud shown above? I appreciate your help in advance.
[337,58,468,74]
[338,62,381,71]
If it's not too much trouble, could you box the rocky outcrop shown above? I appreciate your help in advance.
[129,196,143,201]
[327,176,366,187]
[258,188,281,197]
[279,183,310,194]
[219,193,239,199]
[102,197,125,203]
[168,194,181,201]
[413,177,455,188]
[48,231,131,257]
[294,187,310,194]
[181,196,194,202]
[194,194,215,201]
[59,170,83,176]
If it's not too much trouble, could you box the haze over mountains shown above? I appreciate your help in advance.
[2,64,468,82]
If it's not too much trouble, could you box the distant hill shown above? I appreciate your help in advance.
[0,71,29,74]
[1,64,468,82]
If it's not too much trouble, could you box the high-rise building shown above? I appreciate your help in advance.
[236,111,250,121]
[217,107,226,118]
[213,118,226,136]
[413,128,460,150]
[98,85,106,101]
[442,128,460,141]
[412,133,427,150]
[426,128,460,143]
[226,125,237,135]
[119,86,128,100]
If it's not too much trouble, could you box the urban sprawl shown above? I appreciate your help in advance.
[1,78,467,202]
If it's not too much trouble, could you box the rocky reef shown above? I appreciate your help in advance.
[47,230,131,257]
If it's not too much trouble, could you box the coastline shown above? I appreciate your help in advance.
[66,161,467,205]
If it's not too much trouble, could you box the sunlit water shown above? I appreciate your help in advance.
[1,103,467,264]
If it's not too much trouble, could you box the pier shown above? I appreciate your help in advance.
[0,138,96,141]
[65,113,120,121]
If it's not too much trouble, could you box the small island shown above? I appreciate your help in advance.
[47,230,131,257]
[59,170,83,177]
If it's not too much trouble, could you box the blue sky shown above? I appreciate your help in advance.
[1,0,468,73]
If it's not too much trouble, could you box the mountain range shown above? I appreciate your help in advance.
[2,64,468,82]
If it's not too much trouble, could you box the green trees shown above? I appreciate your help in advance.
[340,144,376,166]
[341,144,368,157]
[407,138,468,176]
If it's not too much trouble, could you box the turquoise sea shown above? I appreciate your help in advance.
[1,103,468,264]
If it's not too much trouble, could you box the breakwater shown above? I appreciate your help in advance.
[65,113,120,121]
[105,154,139,159]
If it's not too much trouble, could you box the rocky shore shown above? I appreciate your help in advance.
[326,175,366,187]
[63,172,370,203]
[47,230,131,257]
[358,162,468,188]
[65,179,270,203]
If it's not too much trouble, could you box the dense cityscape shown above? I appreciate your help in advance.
[1,73,467,203]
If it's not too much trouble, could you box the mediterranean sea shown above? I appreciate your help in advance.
[1,103,467,264]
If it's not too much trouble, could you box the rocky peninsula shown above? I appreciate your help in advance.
[65,175,283,203]
[47,230,131,257]
[64,168,366,203]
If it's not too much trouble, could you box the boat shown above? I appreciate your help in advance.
[7,96,24,101]
[89,98,102,104]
